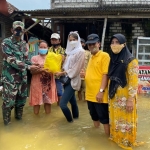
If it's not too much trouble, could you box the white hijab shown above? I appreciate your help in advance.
[63,31,84,71]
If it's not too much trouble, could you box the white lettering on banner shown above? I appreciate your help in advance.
[138,67,150,81]
[138,66,150,94]
[140,76,150,81]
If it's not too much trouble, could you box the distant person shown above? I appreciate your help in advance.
[49,33,65,105]
[1,21,39,125]
[78,38,91,101]
[108,33,143,149]
[84,34,110,135]
[55,31,85,122]
[29,40,58,115]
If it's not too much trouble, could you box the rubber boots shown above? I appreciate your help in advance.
[14,106,23,120]
[2,107,11,125]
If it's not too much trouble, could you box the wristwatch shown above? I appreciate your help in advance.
[99,89,105,93]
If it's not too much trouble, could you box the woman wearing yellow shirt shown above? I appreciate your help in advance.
[108,33,143,149]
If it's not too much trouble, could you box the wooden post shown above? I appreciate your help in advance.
[24,20,41,32]
[101,18,107,51]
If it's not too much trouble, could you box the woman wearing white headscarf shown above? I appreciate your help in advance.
[55,31,85,122]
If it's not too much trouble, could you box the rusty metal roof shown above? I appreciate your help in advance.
[7,2,18,14]
[0,0,18,16]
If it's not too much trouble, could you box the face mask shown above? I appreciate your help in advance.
[51,43,60,48]
[110,44,125,54]
[92,47,98,52]
[89,46,98,54]
[14,29,22,37]
[70,41,78,48]
[39,49,48,55]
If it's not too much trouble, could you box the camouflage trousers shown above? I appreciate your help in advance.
[2,81,28,125]
[2,81,28,108]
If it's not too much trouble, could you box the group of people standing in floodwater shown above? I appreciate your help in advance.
[1,21,143,150]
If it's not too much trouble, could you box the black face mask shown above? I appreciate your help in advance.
[51,43,60,48]
[14,29,22,36]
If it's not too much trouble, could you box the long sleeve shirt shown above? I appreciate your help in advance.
[63,50,85,91]
[1,35,32,84]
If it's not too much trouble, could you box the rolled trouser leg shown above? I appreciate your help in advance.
[14,106,24,120]
[2,106,11,125]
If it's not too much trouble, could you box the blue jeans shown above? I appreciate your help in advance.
[55,79,63,97]
[59,81,79,122]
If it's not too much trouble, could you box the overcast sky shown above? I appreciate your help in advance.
[7,0,51,10]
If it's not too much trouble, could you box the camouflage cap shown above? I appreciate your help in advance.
[13,21,24,30]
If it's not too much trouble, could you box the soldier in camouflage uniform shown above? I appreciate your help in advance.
[49,33,65,105]
[1,21,39,125]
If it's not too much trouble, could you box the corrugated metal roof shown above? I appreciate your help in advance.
[14,6,150,18]
[7,2,18,14]
[0,0,18,16]
[11,5,150,20]
[17,4,150,11]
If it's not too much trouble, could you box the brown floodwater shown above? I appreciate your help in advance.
[0,94,150,150]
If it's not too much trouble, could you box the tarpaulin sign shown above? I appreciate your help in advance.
[138,66,150,94]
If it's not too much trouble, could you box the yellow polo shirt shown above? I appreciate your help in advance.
[85,50,110,103]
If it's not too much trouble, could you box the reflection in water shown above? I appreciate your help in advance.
[0,94,150,150]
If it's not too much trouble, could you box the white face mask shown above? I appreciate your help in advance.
[69,41,78,48]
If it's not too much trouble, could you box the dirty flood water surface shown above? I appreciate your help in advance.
[0,94,150,150]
